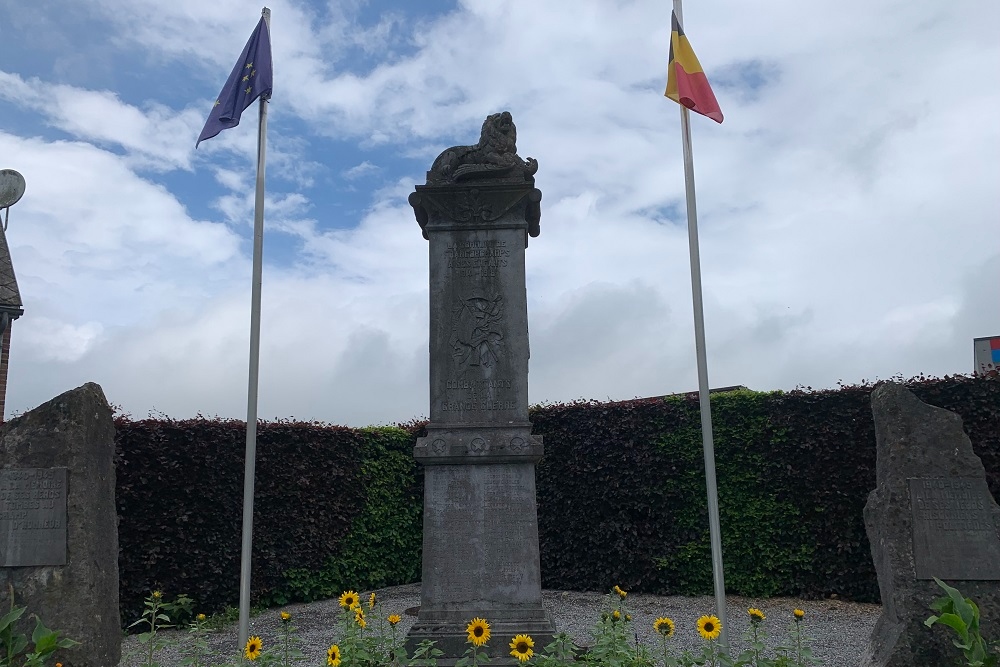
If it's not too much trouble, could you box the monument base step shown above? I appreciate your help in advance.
[405,614,557,667]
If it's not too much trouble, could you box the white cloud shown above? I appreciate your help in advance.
[0,71,203,171]
[2,0,998,426]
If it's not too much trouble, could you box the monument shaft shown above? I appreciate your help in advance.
[406,112,554,664]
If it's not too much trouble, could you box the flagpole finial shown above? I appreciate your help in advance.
[262,7,270,19]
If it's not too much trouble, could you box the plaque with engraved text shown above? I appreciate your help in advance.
[0,468,68,566]
[909,477,1000,580]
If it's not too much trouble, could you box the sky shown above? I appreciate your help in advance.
[0,0,997,427]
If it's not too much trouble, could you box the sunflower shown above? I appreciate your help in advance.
[793,609,805,620]
[612,610,621,621]
[327,644,341,667]
[747,608,765,623]
[509,634,535,662]
[466,617,491,646]
[696,615,722,641]
[280,611,292,623]
[388,614,402,625]
[244,636,263,661]
[355,609,367,629]
[653,617,675,637]
[369,592,377,609]
[339,591,360,609]
[151,591,162,599]
[196,613,206,622]
[612,585,627,599]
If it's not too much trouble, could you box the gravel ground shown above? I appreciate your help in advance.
[119,583,881,667]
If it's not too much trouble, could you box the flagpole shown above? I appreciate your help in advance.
[672,0,728,650]
[237,5,270,651]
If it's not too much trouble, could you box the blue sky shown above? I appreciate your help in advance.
[0,0,997,426]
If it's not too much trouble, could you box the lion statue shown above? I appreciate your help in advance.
[427,111,538,184]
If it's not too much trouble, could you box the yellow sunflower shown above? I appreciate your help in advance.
[369,592,377,609]
[696,615,722,641]
[339,591,360,609]
[244,635,263,661]
[748,608,765,623]
[196,613,206,622]
[388,614,402,625]
[280,611,292,623]
[612,585,627,599]
[355,609,367,629]
[467,617,491,646]
[653,617,675,637]
[612,610,621,620]
[327,644,341,667]
[509,634,535,662]
[793,609,805,620]
[151,591,162,600]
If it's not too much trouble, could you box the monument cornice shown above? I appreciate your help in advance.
[410,183,541,241]
[414,424,543,465]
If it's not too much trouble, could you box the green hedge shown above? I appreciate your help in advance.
[114,373,999,624]
[115,418,423,624]
[532,374,999,602]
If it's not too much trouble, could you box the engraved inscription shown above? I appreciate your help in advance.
[440,400,517,412]
[445,240,511,278]
[423,467,542,607]
[909,478,1000,580]
[450,294,504,368]
[0,468,68,567]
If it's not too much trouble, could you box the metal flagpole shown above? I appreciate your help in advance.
[672,0,729,650]
[238,5,270,650]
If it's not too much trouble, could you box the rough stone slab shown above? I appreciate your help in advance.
[0,382,120,667]
[859,382,1000,667]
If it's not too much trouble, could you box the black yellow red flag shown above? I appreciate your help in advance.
[665,11,723,123]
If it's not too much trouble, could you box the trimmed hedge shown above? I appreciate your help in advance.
[115,418,422,623]
[114,373,998,624]
[532,374,999,602]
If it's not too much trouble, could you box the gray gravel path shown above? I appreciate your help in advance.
[120,584,881,667]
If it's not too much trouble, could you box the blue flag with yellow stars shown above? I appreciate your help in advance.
[197,16,272,147]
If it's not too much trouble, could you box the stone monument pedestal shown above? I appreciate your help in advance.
[405,112,555,664]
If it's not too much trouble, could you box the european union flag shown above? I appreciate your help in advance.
[196,17,272,147]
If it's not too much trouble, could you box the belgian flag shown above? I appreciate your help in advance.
[665,11,723,123]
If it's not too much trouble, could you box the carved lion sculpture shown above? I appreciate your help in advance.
[427,111,538,184]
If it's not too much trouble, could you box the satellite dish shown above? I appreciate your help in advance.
[0,169,26,231]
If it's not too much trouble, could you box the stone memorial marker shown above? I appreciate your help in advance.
[405,111,556,664]
[859,383,1000,667]
[0,383,120,667]
[1,467,68,566]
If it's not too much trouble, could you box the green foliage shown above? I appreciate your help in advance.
[925,577,999,667]
[651,391,813,598]
[113,372,998,617]
[266,427,424,605]
[0,588,78,667]
[116,418,423,622]
[124,590,195,667]
[533,374,999,601]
